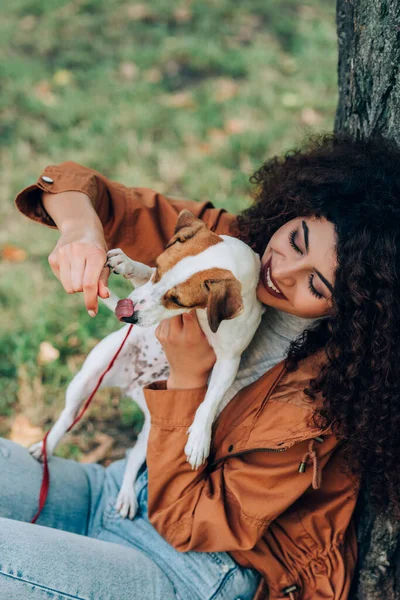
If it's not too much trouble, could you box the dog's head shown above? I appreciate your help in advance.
[124,210,243,332]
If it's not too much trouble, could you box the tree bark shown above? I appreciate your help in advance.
[335,1,400,598]
[335,0,400,142]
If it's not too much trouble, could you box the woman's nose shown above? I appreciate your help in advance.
[272,262,299,287]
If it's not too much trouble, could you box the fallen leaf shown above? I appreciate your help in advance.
[174,6,192,23]
[208,128,228,148]
[213,78,239,103]
[161,91,195,109]
[120,61,138,81]
[34,81,57,106]
[224,118,250,134]
[53,69,73,86]
[144,67,162,83]
[37,341,60,365]
[80,433,114,463]
[300,107,323,125]
[8,414,44,447]
[127,4,154,20]
[19,15,37,31]
[2,244,27,262]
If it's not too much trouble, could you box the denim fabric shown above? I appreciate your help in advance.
[0,439,260,600]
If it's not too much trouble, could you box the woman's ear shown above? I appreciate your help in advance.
[205,277,244,333]
[165,210,206,248]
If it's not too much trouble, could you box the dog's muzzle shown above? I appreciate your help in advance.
[115,299,138,323]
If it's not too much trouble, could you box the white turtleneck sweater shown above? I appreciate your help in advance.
[220,306,320,408]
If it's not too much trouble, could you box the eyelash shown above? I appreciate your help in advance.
[170,295,184,307]
[288,229,323,300]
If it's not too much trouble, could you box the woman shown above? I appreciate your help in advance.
[2,134,399,599]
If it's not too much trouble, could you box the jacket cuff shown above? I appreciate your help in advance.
[14,162,98,228]
[144,381,207,427]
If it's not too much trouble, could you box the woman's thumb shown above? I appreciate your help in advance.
[98,266,110,298]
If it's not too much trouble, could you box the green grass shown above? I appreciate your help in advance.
[0,0,337,458]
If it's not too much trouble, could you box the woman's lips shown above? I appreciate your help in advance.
[260,257,288,300]
[115,299,135,322]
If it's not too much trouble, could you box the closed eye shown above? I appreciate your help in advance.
[170,295,185,307]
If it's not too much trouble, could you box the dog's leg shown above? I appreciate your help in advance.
[116,403,150,520]
[184,356,241,470]
[29,326,137,461]
[106,249,154,288]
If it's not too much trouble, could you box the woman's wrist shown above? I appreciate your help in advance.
[42,190,103,235]
[167,373,209,390]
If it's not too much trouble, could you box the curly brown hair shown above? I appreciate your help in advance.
[237,134,400,515]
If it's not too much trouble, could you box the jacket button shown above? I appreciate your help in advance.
[228,444,234,452]
[41,176,54,183]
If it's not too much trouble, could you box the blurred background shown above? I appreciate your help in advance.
[0,0,337,462]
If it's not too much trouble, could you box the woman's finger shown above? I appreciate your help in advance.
[83,255,107,315]
[155,318,170,341]
[58,258,73,294]
[48,252,61,281]
[70,257,86,293]
[98,266,110,299]
[169,314,184,337]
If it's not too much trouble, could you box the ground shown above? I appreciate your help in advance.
[0,0,337,463]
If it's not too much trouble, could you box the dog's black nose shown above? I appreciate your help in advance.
[122,311,139,324]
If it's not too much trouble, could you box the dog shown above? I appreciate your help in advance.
[30,210,263,519]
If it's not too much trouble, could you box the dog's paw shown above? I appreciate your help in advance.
[106,249,135,278]
[29,441,46,462]
[115,484,138,520]
[184,423,212,470]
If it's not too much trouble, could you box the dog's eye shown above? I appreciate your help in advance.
[170,295,184,307]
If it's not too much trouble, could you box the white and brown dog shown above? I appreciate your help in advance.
[30,210,263,519]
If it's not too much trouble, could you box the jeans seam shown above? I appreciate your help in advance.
[209,567,238,600]
[0,569,86,599]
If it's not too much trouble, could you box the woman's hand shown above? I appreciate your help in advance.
[48,224,110,317]
[155,312,216,389]
[43,190,110,316]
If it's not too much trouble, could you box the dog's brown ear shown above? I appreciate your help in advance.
[166,210,206,249]
[205,277,243,333]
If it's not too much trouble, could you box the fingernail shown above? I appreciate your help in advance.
[105,288,110,298]
[88,310,96,317]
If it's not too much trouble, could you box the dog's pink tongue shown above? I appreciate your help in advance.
[115,299,135,322]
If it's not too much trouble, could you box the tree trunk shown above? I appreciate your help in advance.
[335,1,400,598]
[335,0,400,142]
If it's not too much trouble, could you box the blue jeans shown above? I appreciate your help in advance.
[0,438,260,599]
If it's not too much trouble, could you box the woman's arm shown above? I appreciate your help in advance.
[14,161,237,315]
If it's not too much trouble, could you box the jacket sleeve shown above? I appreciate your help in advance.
[143,381,339,553]
[14,161,237,266]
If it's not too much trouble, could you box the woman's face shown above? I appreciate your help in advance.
[256,216,337,318]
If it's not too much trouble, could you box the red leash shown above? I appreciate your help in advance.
[31,324,134,524]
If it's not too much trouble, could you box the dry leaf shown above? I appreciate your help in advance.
[120,62,138,81]
[53,69,73,86]
[174,6,192,23]
[37,341,60,365]
[300,107,323,125]
[213,78,239,103]
[34,81,57,106]
[19,15,37,31]
[162,91,195,109]
[224,118,250,135]
[127,4,154,20]
[2,244,27,262]
[144,68,162,83]
[208,128,228,148]
[9,414,44,447]
[80,433,114,463]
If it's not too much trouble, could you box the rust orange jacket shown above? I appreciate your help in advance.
[15,163,359,600]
